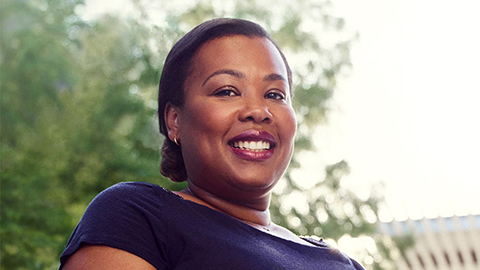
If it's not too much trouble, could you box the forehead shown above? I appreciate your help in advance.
[189,35,288,79]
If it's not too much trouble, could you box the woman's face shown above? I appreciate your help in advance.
[171,35,296,202]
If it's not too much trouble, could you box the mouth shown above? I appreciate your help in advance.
[227,130,277,160]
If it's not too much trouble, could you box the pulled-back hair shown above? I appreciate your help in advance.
[158,18,292,182]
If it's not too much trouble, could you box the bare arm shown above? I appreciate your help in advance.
[63,245,157,270]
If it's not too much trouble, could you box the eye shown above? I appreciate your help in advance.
[214,87,239,97]
[265,91,285,100]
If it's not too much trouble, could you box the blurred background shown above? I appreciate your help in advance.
[1,0,479,269]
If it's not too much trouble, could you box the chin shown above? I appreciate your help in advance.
[229,174,279,192]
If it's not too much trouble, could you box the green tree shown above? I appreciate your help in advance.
[0,1,176,268]
[1,0,85,268]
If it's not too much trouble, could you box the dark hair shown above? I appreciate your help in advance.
[158,18,292,182]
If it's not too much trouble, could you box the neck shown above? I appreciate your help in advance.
[177,180,272,227]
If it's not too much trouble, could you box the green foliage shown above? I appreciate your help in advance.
[1,1,174,268]
[1,0,409,269]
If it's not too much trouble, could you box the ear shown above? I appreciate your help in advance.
[164,102,181,142]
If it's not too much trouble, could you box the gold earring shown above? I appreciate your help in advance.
[173,135,180,146]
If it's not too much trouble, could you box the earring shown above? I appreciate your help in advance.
[173,135,180,146]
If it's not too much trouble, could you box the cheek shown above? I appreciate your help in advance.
[182,102,233,138]
[281,108,297,141]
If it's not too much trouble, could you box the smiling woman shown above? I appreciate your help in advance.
[59,18,365,270]
[169,35,296,205]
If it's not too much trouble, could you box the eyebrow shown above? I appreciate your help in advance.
[262,73,287,83]
[202,69,287,86]
[202,69,245,86]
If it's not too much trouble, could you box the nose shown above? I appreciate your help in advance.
[238,96,272,123]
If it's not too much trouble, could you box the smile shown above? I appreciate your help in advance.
[231,141,271,152]
[227,130,277,160]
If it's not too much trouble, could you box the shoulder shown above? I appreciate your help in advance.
[93,181,168,201]
[70,182,175,235]
[81,181,181,226]
[300,236,366,270]
[351,258,366,270]
[60,182,175,269]
[87,182,172,212]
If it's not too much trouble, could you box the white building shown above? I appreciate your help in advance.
[380,215,480,270]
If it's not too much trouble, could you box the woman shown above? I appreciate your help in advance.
[60,18,364,269]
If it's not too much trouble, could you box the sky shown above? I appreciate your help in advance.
[300,0,480,220]
[82,0,480,221]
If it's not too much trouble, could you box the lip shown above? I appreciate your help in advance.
[228,130,277,161]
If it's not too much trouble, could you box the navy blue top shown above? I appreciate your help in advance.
[60,182,364,269]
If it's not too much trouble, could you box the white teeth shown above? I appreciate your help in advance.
[232,141,271,151]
